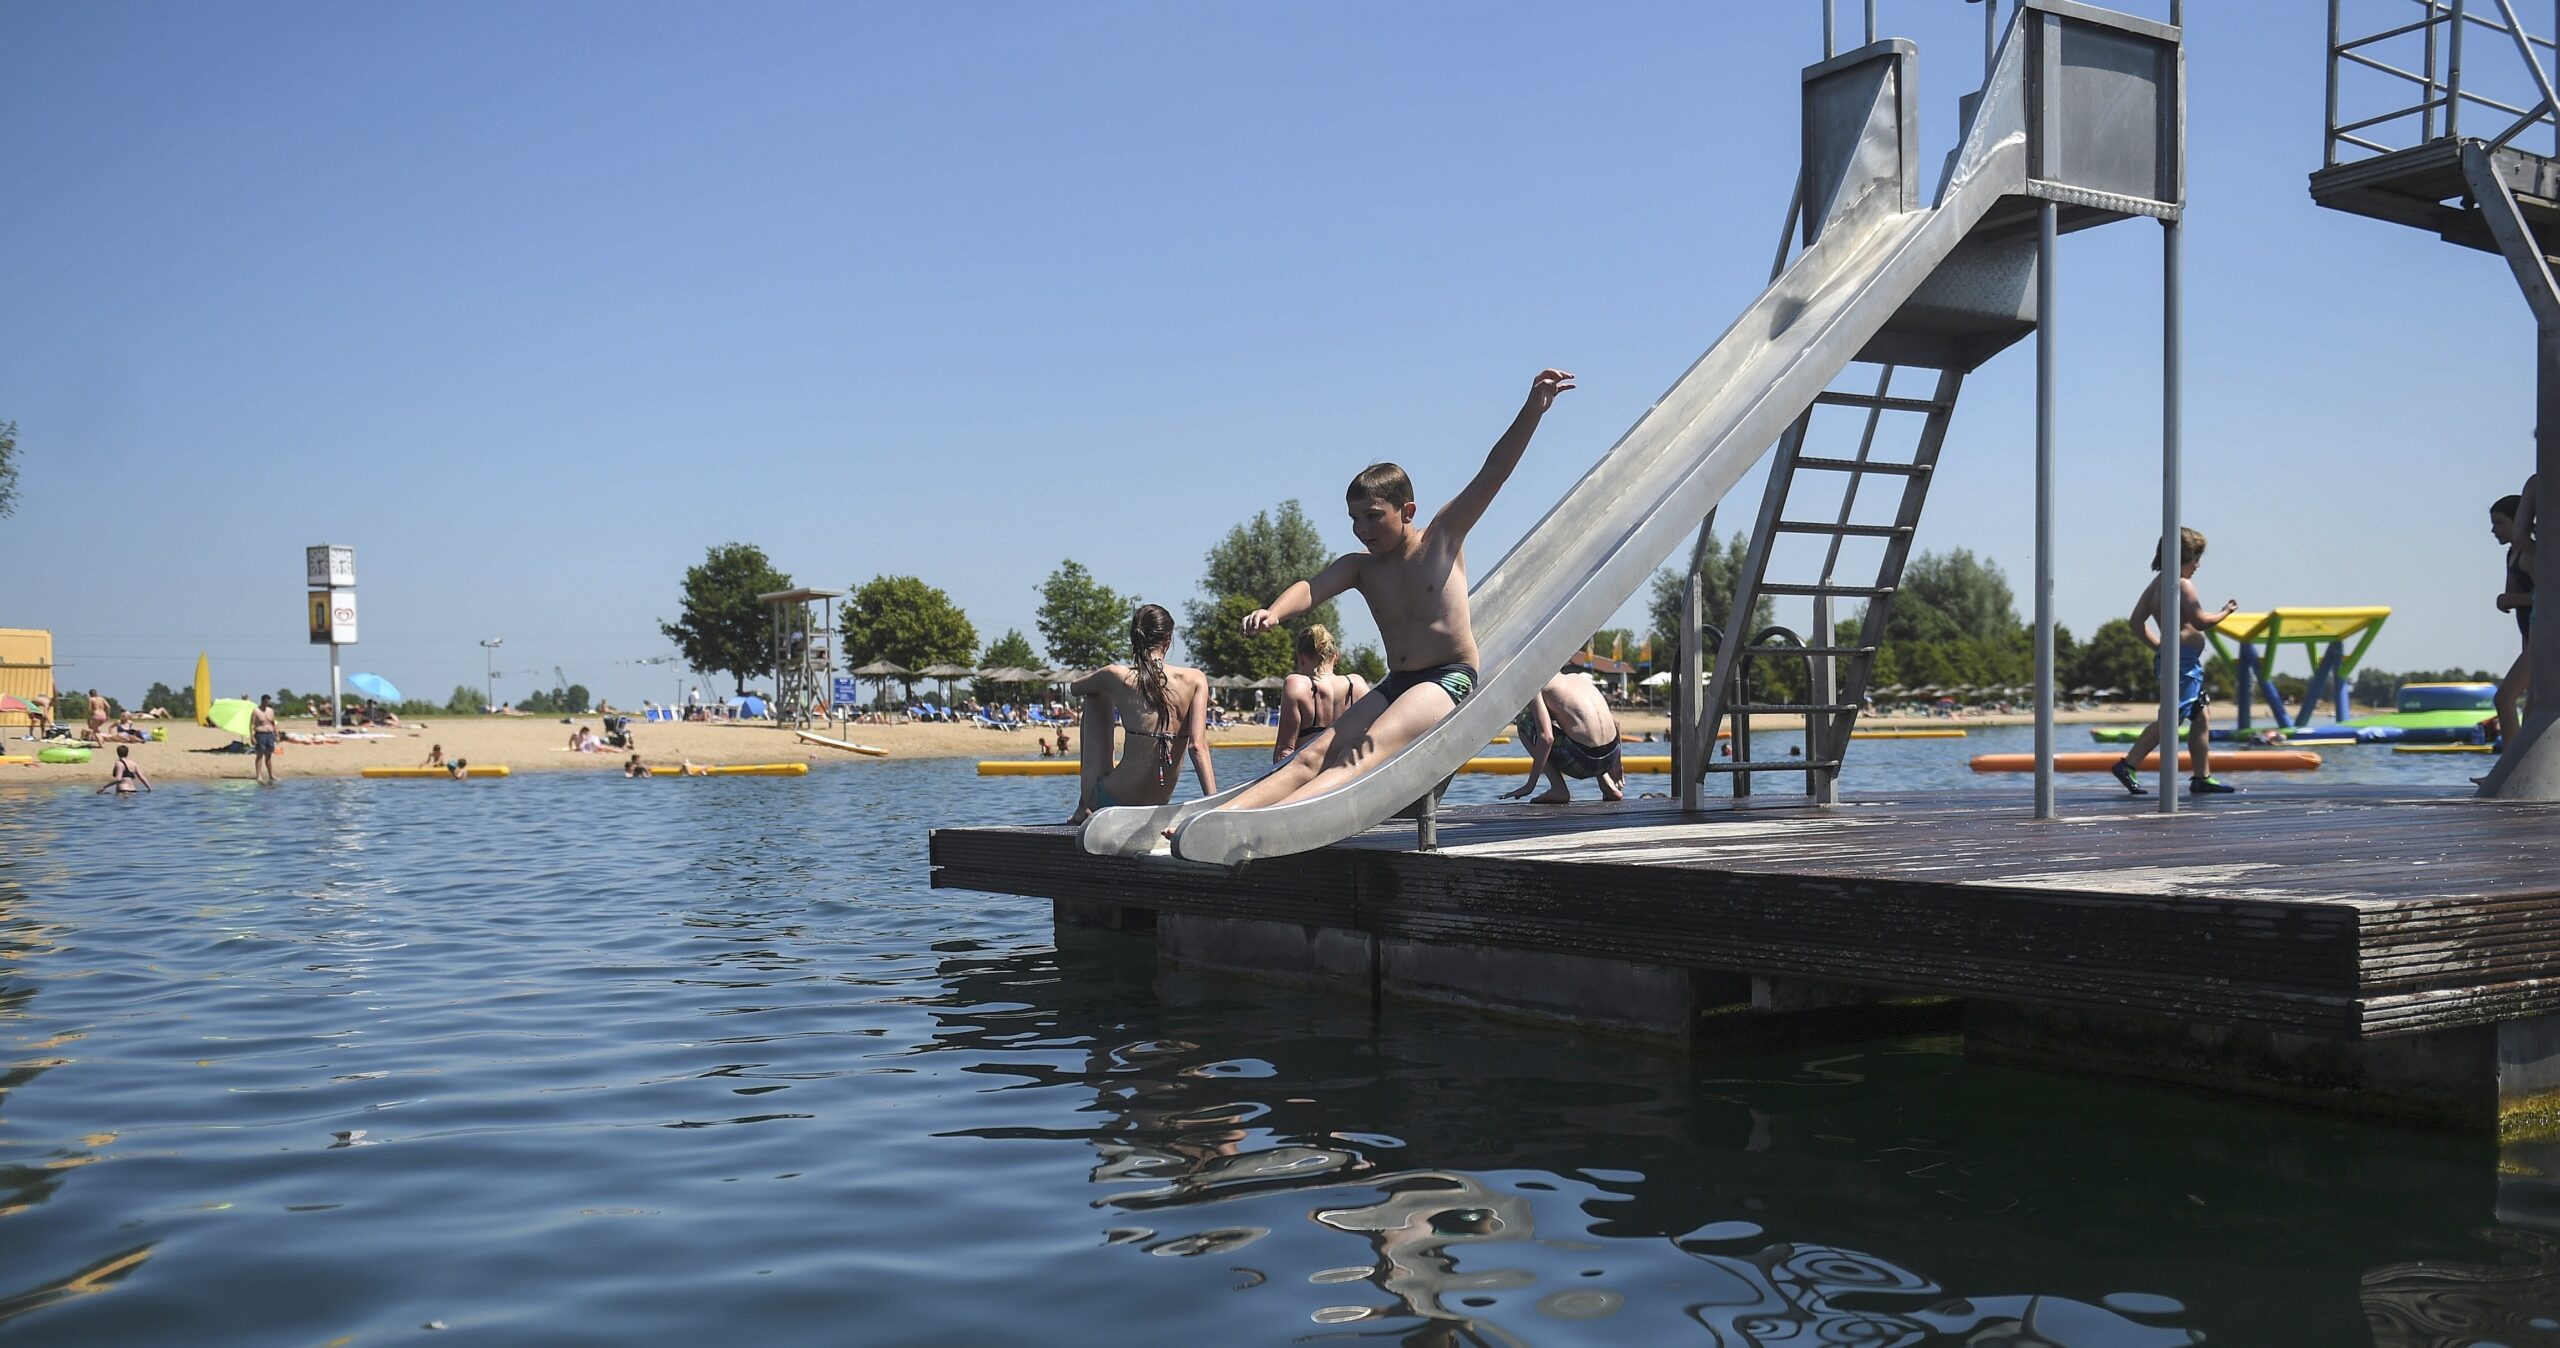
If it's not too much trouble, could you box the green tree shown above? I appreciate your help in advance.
[0,421,17,519]
[565,684,592,714]
[521,688,558,715]
[972,629,1040,704]
[1187,501,1339,639]
[1890,548,2017,645]
[842,575,978,682]
[661,543,791,694]
[2070,618,2159,698]
[1188,594,1294,680]
[1037,559,1136,669]
[1647,530,1771,654]
[446,684,484,714]
[1344,644,1387,682]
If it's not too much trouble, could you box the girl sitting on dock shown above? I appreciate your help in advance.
[1065,604,1217,824]
[1272,624,1369,763]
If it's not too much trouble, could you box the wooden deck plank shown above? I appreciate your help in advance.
[929,786,2560,1037]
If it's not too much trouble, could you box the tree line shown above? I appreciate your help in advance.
[661,502,1387,707]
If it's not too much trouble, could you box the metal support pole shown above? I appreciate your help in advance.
[1864,0,1877,46]
[2034,202,2059,820]
[329,642,343,730]
[1986,0,2001,86]
[2158,217,2184,810]
[2450,0,2469,140]
[1823,0,1837,59]
[1678,516,1713,811]
[2325,1,2344,168]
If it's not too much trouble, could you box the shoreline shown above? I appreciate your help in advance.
[0,704,2304,791]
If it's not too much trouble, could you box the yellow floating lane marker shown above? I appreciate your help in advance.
[647,762,809,777]
[980,760,1078,776]
[2393,742,2495,754]
[0,754,33,765]
[361,765,512,779]
[1849,728,1968,739]
[1970,750,2321,773]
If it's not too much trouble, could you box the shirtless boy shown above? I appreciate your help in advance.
[1203,368,1574,816]
[2109,527,2239,797]
[1501,668,1626,803]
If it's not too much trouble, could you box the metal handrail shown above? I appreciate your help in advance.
[2327,0,2560,165]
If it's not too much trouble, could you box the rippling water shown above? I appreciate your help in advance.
[3,740,2555,1346]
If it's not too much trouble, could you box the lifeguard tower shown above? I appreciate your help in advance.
[757,587,842,729]
[2207,605,2391,730]
[2313,1,2559,796]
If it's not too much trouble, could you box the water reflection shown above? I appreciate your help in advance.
[923,928,2547,1344]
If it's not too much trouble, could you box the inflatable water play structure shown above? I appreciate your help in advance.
[1973,750,2321,773]
[2090,681,2497,746]
[2207,607,2388,732]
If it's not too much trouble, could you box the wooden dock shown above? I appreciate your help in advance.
[932,785,2560,1126]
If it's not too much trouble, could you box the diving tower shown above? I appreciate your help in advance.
[2313,0,2560,797]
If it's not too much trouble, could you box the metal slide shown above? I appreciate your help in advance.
[1081,3,2181,862]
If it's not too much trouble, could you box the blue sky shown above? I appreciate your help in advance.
[0,2,2540,708]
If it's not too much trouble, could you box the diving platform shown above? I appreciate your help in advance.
[932,787,2560,1129]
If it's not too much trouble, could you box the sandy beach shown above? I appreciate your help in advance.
[0,703,2225,790]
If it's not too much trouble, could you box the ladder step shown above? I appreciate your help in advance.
[1812,391,1952,415]
[1757,583,1895,598]
[1794,456,1931,476]
[1700,760,1845,773]
[1739,644,1876,656]
[1772,521,1912,537]
[1726,702,1861,714]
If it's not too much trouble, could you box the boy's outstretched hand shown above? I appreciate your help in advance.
[1524,368,1576,413]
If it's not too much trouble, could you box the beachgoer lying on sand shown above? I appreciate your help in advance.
[98,745,151,794]
[104,716,149,743]
[1065,604,1216,825]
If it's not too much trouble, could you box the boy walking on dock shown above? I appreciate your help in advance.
[1203,369,1575,817]
[2112,527,2239,797]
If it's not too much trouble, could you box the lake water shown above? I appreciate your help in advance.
[3,730,2554,1346]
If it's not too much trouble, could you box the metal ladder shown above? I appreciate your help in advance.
[1693,361,1961,803]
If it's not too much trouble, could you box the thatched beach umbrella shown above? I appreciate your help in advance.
[850,660,911,706]
[917,663,974,702]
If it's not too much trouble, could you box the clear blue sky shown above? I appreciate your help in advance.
[0,2,2539,708]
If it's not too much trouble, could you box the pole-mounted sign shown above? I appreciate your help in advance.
[306,545,356,726]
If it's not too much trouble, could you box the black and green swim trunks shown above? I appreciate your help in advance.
[1376,663,1475,708]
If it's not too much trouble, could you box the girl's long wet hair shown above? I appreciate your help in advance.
[1131,604,1176,728]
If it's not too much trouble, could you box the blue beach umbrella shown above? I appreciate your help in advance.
[346,672,402,703]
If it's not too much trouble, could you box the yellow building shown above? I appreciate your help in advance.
[0,629,53,728]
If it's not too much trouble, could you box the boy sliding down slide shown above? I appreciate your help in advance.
[1194,369,1575,824]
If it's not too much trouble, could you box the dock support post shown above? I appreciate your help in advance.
[2034,199,2059,820]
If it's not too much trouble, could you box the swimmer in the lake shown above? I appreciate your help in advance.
[97,744,150,794]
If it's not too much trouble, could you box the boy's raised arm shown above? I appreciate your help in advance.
[2183,577,2240,629]
[1432,369,1575,546]
[1244,553,1364,635]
